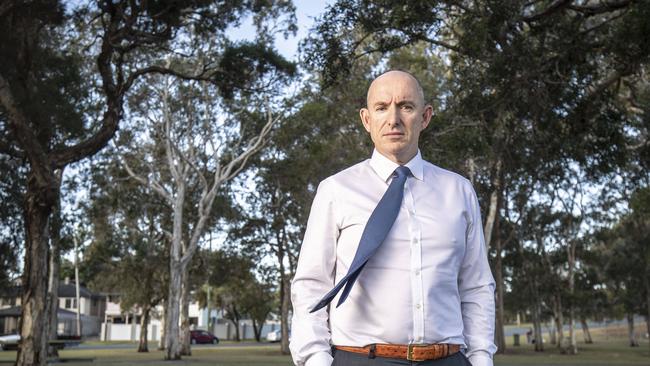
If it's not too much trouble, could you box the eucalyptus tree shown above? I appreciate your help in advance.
[302,1,650,352]
[121,47,295,357]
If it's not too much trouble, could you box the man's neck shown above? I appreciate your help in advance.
[376,149,418,165]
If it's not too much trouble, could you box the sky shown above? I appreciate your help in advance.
[226,0,331,60]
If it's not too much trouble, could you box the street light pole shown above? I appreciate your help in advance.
[74,235,81,338]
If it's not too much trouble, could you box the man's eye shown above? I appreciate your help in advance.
[376,106,387,111]
[402,105,414,111]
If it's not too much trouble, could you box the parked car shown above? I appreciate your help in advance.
[266,329,290,343]
[0,334,20,351]
[189,330,219,345]
[0,333,81,351]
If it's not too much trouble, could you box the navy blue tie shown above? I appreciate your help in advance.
[310,166,411,313]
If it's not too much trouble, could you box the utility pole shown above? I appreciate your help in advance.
[74,235,82,338]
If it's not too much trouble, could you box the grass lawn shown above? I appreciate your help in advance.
[0,327,647,365]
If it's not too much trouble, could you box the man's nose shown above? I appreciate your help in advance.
[387,105,401,126]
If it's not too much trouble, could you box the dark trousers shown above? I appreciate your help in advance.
[332,348,472,366]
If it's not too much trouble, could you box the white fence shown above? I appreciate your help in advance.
[100,323,159,341]
[101,321,280,341]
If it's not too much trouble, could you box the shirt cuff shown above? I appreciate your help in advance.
[467,353,493,366]
[304,351,333,366]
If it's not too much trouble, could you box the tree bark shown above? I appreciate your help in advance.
[16,173,58,366]
[158,304,166,350]
[281,275,291,354]
[164,261,182,360]
[627,313,639,347]
[580,316,593,344]
[164,175,186,360]
[493,185,506,353]
[46,184,63,359]
[228,306,241,342]
[553,295,564,349]
[532,301,544,352]
[645,267,650,353]
[252,319,263,342]
[138,305,150,352]
[483,159,504,353]
[565,241,577,355]
[180,270,191,356]
[276,229,291,355]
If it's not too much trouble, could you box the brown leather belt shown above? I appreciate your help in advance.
[335,343,461,361]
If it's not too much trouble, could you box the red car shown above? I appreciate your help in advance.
[190,330,219,345]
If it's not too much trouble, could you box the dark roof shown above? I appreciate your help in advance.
[57,283,94,299]
[0,306,76,317]
[1,283,98,299]
[0,306,21,316]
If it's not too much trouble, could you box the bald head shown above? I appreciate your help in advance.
[366,70,425,108]
[360,69,433,164]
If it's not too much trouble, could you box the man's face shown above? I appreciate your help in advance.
[360,71,433,164]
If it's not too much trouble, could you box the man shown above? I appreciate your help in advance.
[290,70,496,366]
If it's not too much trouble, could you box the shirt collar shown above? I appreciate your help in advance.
[369,149,424,182]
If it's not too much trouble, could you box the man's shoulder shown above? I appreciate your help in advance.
[321,159,370,183]
[421,160,474,191]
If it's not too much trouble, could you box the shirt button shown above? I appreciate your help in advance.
[415,270,420,276]
[412,239,419,245]
[415,303,421,309]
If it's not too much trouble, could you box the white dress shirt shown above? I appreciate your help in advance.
[290,150,496,366]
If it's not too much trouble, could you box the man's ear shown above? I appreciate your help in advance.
[421,104,433,130]
[359,108,372,133]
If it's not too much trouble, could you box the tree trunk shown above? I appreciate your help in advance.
[553,295,564,349]
[164,261,182,360]
[565,243,577,355]
[493,191,506,354]
[229,307,241,342]
[532,303,544,351]
[138,305,150,352]
[580,316,593,344]
[180,271,191,356]
[645,268,650,353]
[547,320,556,345]
[276,232,291,354]
[566,306,577,354]
[164,187,185,361]
[46,186,63,359]
[483,159,504,354]
[281,275,291,354]
[158,304,166,350]
[252,319,262,342]
[627,313,639,347]
[16,174,58,366]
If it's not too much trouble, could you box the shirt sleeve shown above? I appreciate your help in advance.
[290,180,339,366]
[458,183,497,366]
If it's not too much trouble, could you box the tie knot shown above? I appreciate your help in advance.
[394,166,411,178]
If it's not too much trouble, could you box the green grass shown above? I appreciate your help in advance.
[0,329,647,365]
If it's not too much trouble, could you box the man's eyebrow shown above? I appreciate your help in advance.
[396,100,416,106]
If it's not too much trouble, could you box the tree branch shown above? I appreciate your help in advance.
[0,72,53,185]
[567,0,632,15]
[522,0,573,22]
[122,157,173,205]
